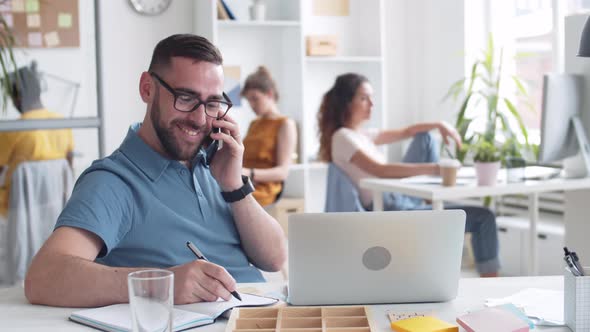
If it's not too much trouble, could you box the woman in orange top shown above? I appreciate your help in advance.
[241,66,297,206]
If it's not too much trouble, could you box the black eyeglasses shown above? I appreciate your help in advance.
[149,72,233,118]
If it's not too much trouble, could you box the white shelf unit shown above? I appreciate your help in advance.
[217,20,301,28]
[305,56,383,63]
[194,0,386,212]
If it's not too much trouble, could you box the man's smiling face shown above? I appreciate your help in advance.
[147,57,225,161]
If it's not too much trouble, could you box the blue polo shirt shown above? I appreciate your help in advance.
[55,123,264,282]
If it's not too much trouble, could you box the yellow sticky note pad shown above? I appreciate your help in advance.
[391,316,458,332]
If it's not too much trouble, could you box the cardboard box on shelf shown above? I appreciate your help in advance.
[306,35,338,56]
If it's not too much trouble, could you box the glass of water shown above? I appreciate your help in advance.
[128,269,174,332]
[505,156,526,183]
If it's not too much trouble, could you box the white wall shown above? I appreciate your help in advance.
[385,0,465,161]
[415,0,465,122]
[97,0,195,155]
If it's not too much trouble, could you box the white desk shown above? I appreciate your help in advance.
[360,175,590,276]
[0,277,570,331]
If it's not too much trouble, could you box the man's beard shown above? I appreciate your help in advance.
[151,95,204,161]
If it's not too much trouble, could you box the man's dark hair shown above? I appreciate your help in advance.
[148,34,223,72]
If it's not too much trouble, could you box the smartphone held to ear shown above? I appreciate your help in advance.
[205,127,221,166]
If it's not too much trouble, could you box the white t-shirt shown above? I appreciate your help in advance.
[331,127,386,207]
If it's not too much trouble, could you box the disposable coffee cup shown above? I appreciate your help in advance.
[439,158,461,187]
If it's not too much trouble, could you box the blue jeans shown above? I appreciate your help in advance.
[382,132,500,275]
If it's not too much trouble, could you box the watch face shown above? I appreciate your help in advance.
[129,0,172,16]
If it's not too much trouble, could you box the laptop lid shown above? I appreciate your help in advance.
[288,210,466,305]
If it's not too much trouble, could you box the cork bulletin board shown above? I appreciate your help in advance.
[0,0,79,48]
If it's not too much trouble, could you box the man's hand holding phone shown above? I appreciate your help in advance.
[205,126,221,166]
[207,114,244,192]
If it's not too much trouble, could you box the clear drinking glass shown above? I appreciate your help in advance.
[505,156,526,183]
[128,269,174,332]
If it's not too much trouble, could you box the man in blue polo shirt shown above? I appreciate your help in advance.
[24,34,287,307]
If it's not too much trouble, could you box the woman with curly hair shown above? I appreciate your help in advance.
[317,73,499,277]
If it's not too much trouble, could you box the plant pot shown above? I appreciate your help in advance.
[474,161,501,186]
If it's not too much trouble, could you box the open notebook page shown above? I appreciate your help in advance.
[176,292,278,318]
[70,293,278,332]
[70,303,213,332]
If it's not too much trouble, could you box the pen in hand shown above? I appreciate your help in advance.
[186,241,242,301]
[444,145,456,159]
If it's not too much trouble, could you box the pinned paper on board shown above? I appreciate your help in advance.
[58,13,72,28]
[0,2,11,11]
[0,0,79,48]
[44,31,60,47]
[223,65,242,107]
[27,32,42,47]
[12,0,25,13]
[25,0,39,13]
[312,0,349,16]
[26,13,41,28]
[2,13,13,28]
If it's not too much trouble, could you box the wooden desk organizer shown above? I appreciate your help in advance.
[226,306,375,332]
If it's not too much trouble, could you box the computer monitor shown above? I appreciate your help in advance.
[539,73,590,178]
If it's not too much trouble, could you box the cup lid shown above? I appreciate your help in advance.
[439,158,461,168]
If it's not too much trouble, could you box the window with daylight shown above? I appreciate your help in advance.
[468,0,590,145]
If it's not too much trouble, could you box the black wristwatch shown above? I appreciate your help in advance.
[221,175,254,203]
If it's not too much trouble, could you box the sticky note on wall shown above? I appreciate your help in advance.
[44,31,60,47]
[12,0,25,13]
[0,2,11,11]
[58,13,72,28]
[26,13,41,28]
[25,0,39,13]
[2,13,13,28]
[27,32,42,47]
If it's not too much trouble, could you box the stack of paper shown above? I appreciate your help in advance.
[485,288,564,326]
[457,304,532,332]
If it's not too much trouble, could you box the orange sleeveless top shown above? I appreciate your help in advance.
[243,116,287,206]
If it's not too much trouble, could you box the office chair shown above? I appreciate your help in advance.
[324,163,366,212]
[2,159,73,285]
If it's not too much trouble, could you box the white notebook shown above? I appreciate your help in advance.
[69,293,278,332]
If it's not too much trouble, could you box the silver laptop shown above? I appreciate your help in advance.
[288,210,466,305]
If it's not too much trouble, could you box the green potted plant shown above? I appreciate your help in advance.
[471,138,501,186]
[0,15,20,115]
[444,34,532,163]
